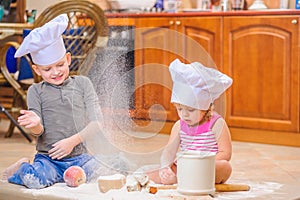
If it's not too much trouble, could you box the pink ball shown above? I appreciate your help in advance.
[63,166,86,187]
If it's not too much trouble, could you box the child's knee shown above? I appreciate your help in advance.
[215,160,232,184]
[20,162,59,189]
[22,174,48,189]
[8,163,45,189]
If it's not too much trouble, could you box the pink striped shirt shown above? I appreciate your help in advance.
[179,114,221,153]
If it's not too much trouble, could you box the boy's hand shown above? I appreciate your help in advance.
[48,134,81,160]
[48,138,74,160]
[18,110,41,129]
[159,167,177,185]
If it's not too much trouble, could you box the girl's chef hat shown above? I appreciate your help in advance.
[169,59,232,110]
[15,14,68,66]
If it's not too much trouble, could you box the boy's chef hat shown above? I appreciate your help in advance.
[169,59,233,110]
[15,14,68,66]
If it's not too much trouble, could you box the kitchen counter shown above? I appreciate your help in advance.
[105,9,300,18]
[105,9,300,26]
[1,9,300,31]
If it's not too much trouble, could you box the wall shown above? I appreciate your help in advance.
[247,0,293,9]
[26,0,110,15]
[26,0,62,17]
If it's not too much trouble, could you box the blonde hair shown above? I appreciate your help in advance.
[202,103,214,122]
[173,103,215,123]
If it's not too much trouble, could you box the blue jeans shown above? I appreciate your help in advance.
[8,153,94,189]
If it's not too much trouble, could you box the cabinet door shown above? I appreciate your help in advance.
[134,17,177,121]
[179,17,222,71]
[134,17,222,122]
[224,16,300,132]
[180,17,225,117]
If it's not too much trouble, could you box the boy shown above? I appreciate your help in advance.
[2,14,103,189]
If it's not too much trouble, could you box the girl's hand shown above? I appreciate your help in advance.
[18,110,41,129]
[159,167,177,185]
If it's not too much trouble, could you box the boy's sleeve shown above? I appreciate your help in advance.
[82,76,103,122]
[27,84,43,120]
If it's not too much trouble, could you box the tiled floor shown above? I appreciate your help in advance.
[0,119,300,199]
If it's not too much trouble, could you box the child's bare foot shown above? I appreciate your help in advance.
[2,157,30,180]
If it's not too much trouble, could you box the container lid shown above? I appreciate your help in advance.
[176,150,216,159]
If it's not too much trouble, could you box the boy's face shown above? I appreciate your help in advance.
[175,104,206,126]
[32,53,71,85]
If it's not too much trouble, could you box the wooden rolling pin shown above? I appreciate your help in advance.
[215,183,250,192]
[151,183,250,193]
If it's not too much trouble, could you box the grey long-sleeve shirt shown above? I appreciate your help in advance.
[27,76,101,158]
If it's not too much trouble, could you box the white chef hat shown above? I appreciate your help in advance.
[15,14,68,66]
[169,59,233,110]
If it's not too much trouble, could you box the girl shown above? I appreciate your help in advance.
[148,59,233,184]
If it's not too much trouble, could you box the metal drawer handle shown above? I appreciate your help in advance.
[291,19,298,24]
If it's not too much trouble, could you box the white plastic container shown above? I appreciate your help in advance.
[176,151,216,195]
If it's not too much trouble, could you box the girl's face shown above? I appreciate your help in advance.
[175,104,206,126]
[32,53,71,85]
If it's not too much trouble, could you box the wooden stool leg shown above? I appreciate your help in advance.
[1,104,32,142]
[4,105,19,138]
[5,120,15,138]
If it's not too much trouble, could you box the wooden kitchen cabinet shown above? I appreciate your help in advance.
[133,16,222,121]
[106,12,300,146]
[223,16,300,145]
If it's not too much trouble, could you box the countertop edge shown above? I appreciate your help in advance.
[105,9,300,18]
